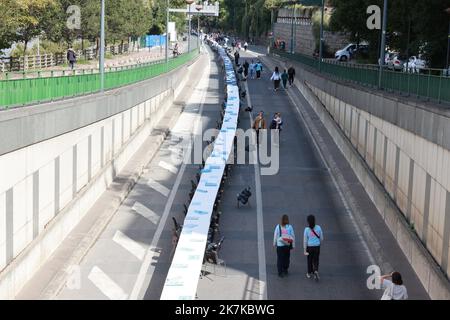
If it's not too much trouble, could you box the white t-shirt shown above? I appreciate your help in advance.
[381,279,408,300]
[271,72,280,81]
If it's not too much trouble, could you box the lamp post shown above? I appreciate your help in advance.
[378,0,388,88]
[186,0,194,53]
[445,8,450,73]
[196,2,203,51]
[318,0,325,72]
[100,0,105,91]
[166,0,169,65]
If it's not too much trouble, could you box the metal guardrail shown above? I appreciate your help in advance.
[274,49,450,104]
[0,50,199,109]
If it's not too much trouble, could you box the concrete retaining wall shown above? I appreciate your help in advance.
[273,22,348,56]
[0,56,197,298]
[292,63,450,299]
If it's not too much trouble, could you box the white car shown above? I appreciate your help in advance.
[404,56,428,73]
[335,44,357,62]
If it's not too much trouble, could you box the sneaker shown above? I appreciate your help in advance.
[314,271,320,281]
[306,273,312,279]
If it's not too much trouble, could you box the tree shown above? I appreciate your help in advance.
[15,0,60,55]
[0,0,21,52]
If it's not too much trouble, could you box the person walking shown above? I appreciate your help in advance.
[273,215,295,277]
[281,69,289,89]
[303,214,323,281]
[380,272,408,300]
[270,113,283,146]
[288,66,296,86]
[249,60,256,79]
[252,111,266,145]
[234,50,240,65]
[255,61,263,79]
[270,67,281,92]
[67,48,77,70]
[243,60,250,79]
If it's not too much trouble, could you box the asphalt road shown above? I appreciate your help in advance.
[20,44,429,300]
[196,47,429,300]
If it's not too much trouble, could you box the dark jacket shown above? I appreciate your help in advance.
[67,49,76,62]
[288,67,295,76]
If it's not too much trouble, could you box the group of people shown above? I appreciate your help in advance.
[232,40,249,52]
[252,111,283,146]
[270,66,296,91]
[273,214,323,280]
[235,57,264,81]
[273,214,408,300]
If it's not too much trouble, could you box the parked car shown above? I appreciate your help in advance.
[387,53,406,71]
[335,43,369,62]
[335,44,357,61]
[404,56,428,73]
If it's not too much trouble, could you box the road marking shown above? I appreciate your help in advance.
[113,230,146,261]
[88,266,128,300]
[132,202,160,225]
[130,49,211,300]
[244,80,268,300]
[159,160,178,174]
[147,178,170,197]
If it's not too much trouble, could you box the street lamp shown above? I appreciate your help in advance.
[186,0,194,53]
[445,8,450,74]
[195,2,203,51]
[166,0,169,65]
[100,0,105,91]
[378,0,388,88]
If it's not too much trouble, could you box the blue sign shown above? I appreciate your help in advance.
[145,35,167,48]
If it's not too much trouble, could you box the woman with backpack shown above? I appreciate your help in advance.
[303,214,323,281]
[270,67,281,92]
[273,215,295,278]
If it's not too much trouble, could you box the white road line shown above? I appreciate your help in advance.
[132,202,160,225]
[159,160,178,174]
[244,80,268,301]
[112,230,146,261]
[147,178,170,197]
[88,266,128,300]
[129,50,211,300]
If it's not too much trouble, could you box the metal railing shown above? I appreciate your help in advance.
[0,50,199,109]
[274,49,450,104]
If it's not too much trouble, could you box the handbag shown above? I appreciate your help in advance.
[278,225,294,248]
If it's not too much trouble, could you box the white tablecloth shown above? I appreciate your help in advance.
[160,44,239,300]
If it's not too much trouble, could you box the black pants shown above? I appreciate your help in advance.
[256,70,261,78]
[288,75,294,85]
[277,246,291,275]
[274,79,280,90]
[306,246,320,274]
[255,129,261,145]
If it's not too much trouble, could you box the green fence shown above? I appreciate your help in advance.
[274,49,450,104]
[0,50,199,109]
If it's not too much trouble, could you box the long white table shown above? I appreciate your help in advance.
[160,44,239,300]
